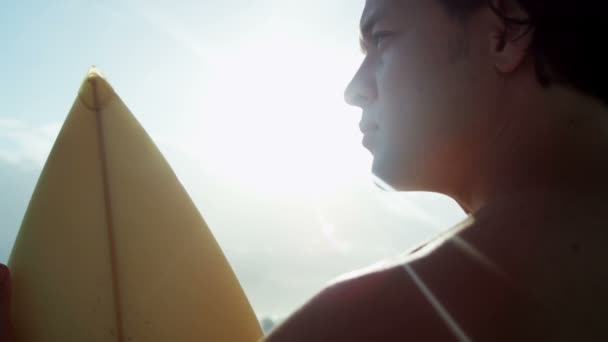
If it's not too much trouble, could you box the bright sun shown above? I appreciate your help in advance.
[178,37,370,197]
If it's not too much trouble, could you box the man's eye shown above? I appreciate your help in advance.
[371,31,393,48]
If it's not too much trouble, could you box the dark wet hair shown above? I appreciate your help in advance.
[439,0,608,106]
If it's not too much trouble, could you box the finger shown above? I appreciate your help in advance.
[0,264,15,341]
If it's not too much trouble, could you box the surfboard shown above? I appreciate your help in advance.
[7,67,263,342]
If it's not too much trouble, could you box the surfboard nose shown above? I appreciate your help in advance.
[9,66,263,342]
[78,66,114,111]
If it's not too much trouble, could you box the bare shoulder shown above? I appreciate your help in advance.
[264,263,457,342]
[265,190,608,341]
[448,190,608,338]
[459,189,608,292]
[265,217,538,341]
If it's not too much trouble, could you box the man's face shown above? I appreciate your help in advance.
[346,0,495,194]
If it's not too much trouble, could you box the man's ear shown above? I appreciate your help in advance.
[489,0,533,74]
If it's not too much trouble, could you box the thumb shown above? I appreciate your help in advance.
[0,264,15,341]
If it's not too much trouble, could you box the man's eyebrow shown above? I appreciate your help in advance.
[360,4,387,38]
[359,4,387,54]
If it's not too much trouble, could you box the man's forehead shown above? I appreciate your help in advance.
[363,0,394,13]
[360,0,405,32]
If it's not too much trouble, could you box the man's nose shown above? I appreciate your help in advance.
[344,62,377,108]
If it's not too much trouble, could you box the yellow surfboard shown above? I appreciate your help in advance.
[7,67,263,342]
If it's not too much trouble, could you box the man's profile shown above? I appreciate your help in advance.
[264,0,608,340]
[3,0,608,341]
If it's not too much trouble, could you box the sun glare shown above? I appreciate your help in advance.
[178,35,368,197]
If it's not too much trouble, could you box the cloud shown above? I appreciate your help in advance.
[0,119,61,168]
[0,159,39,262]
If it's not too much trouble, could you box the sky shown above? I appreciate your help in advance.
[0,0,466,320]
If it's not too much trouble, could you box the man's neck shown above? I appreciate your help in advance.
[461,89,608,213]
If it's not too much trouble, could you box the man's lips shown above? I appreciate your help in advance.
[360,119,378,152]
